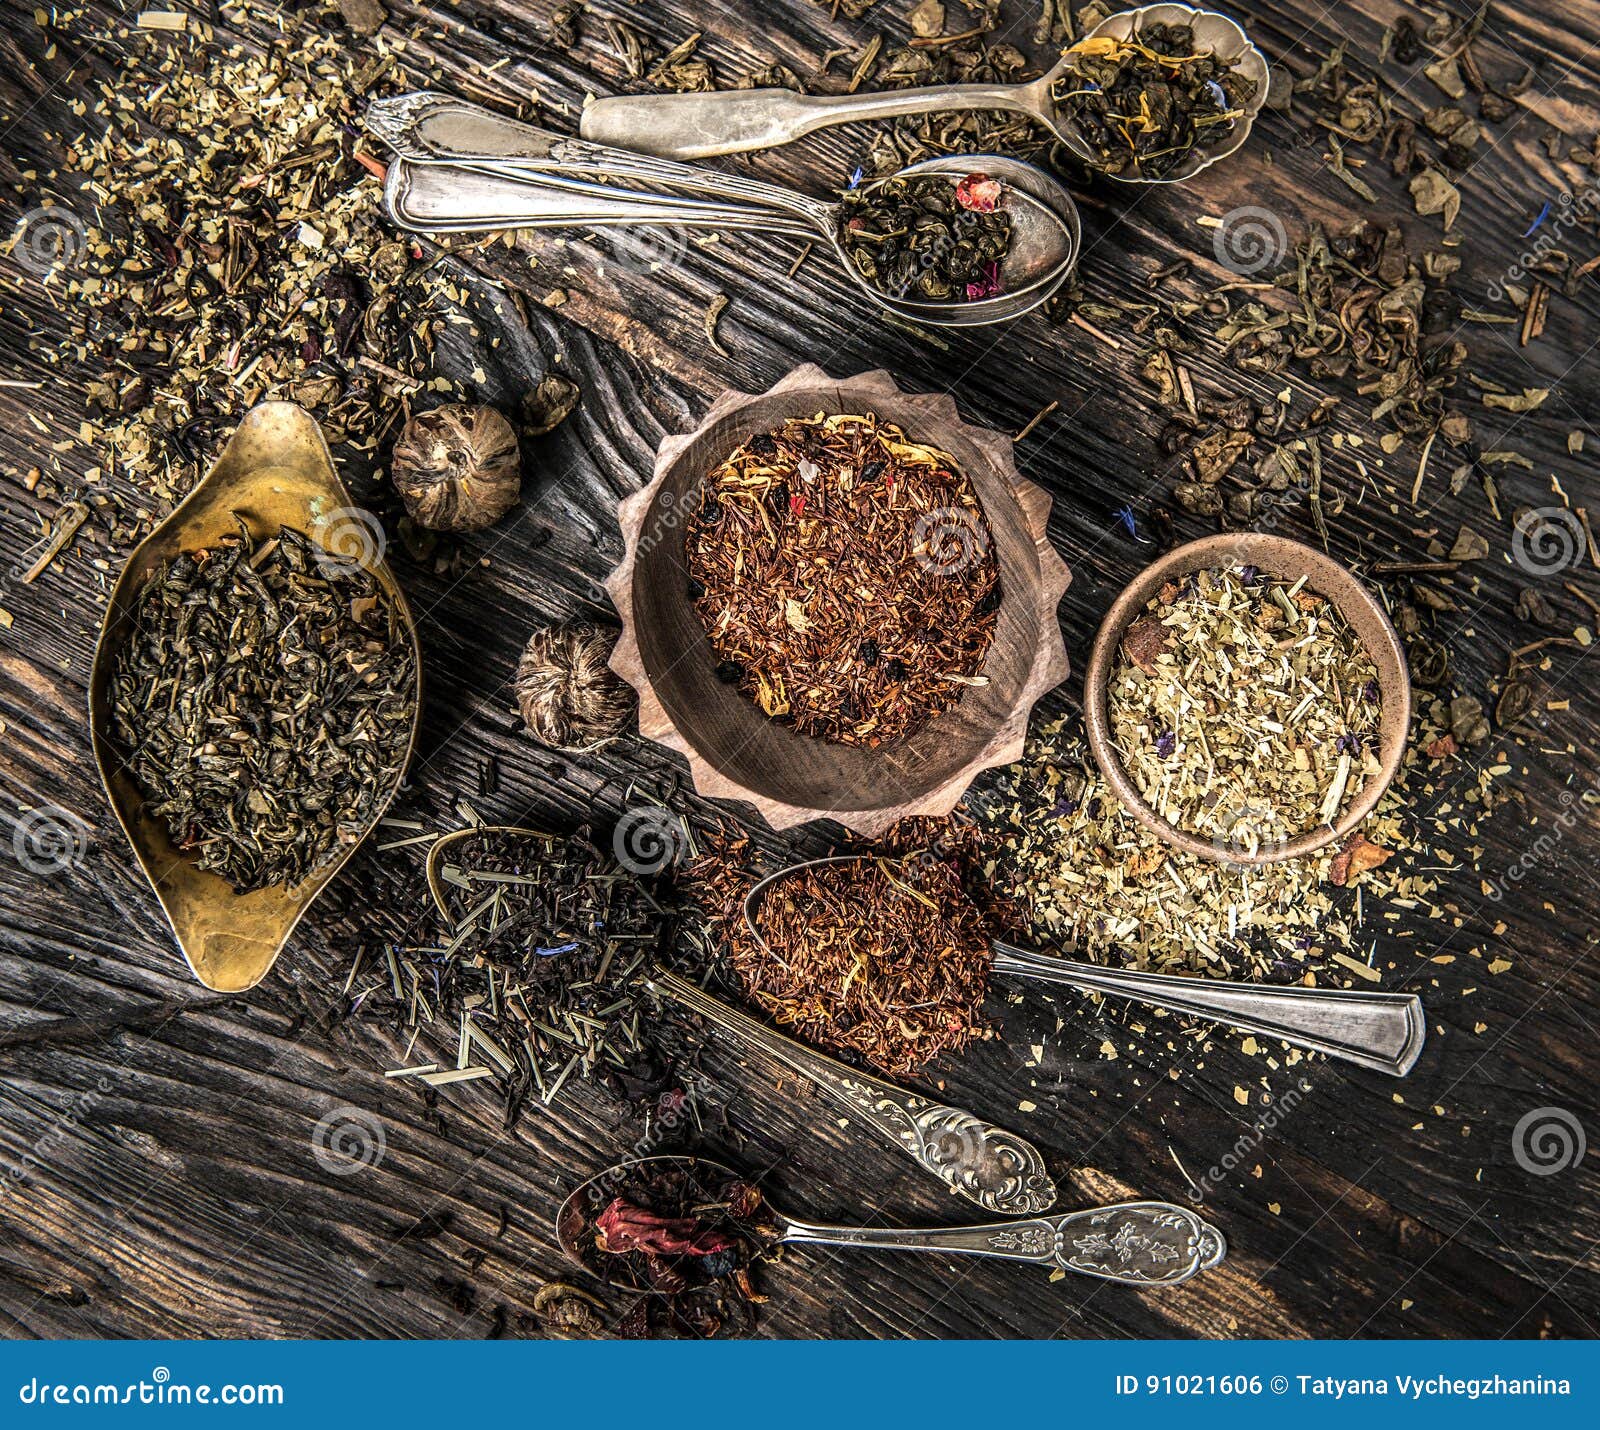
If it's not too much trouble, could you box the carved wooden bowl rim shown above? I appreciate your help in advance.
[604,364,1072,835]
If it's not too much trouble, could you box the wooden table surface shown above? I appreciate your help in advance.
[1,0,1597,1339]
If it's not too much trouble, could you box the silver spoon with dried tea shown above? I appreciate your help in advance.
[559,1155,1226,1292]
[743,855,1427,1076]
[366,93,1080,326]
[579,4,1269,183]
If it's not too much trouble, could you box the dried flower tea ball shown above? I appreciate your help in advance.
[392,404,521,531]
[515,621,635,751]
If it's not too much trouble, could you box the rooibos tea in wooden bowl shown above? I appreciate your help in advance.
[1053,21,1259,180]
[1107,563,1381,855]
[683,413,1000,747]
[839,172,1013,302]
[110,523,418,892]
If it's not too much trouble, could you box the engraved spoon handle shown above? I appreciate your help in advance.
[647,967,1057,1216]
[780,1201,1226,1287]
[990,942,1426,1077]
[368,92,837,230]
[580,82,1049,161]
[385,159,819,239]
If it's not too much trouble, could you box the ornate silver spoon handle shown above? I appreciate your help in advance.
[647,967,1057,1216]
[780,1200,1226,1287]
[579,82,1043,161]
[367,92,837,230]
[990,942,1426,1077]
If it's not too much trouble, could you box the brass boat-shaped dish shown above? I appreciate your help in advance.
[88,402,423,992]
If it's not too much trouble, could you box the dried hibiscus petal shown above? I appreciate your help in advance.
[594,1197,734,1257]
[955,172,1002,213]
[965,261,1003,301]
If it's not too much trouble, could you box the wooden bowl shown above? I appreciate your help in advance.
[605,365,1071,835]
[1083,534,1410,865]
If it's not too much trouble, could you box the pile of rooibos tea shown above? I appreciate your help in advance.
[733,852,993,1076]
[839,171,1011,301]
[684,412,1000,746]
[417,829,668,1109]
[111,523,417,892]
[559,1159,776,1339]
[1053,22,1257,178]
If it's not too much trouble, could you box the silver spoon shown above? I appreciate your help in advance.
[423,828,1055,1217]
[560,1155,1226,1289]
[367,93,1080,327]
[744,855,1427,1076]
[579,3,1269,184]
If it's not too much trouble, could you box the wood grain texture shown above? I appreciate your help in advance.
[0,0,1597,1340]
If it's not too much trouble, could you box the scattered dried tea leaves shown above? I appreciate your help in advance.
[684,412,999,746]
[1108,564,1381,851]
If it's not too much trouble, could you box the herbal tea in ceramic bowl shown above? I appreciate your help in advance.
[1085,534,1409,864]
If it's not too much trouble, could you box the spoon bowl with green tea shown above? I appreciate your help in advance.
[578,4,1268,183]
[741,855,1426,1077]
[559,1155,1226,1291]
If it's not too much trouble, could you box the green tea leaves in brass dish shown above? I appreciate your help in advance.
[89,402,422,993]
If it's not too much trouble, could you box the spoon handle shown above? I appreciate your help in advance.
[647,967,1057,1217]
[581,84,1040,161]
[368,92,836,230]
[990,942,1426,1077]
[782,1201,1226,1287]
[384,158,818,239]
